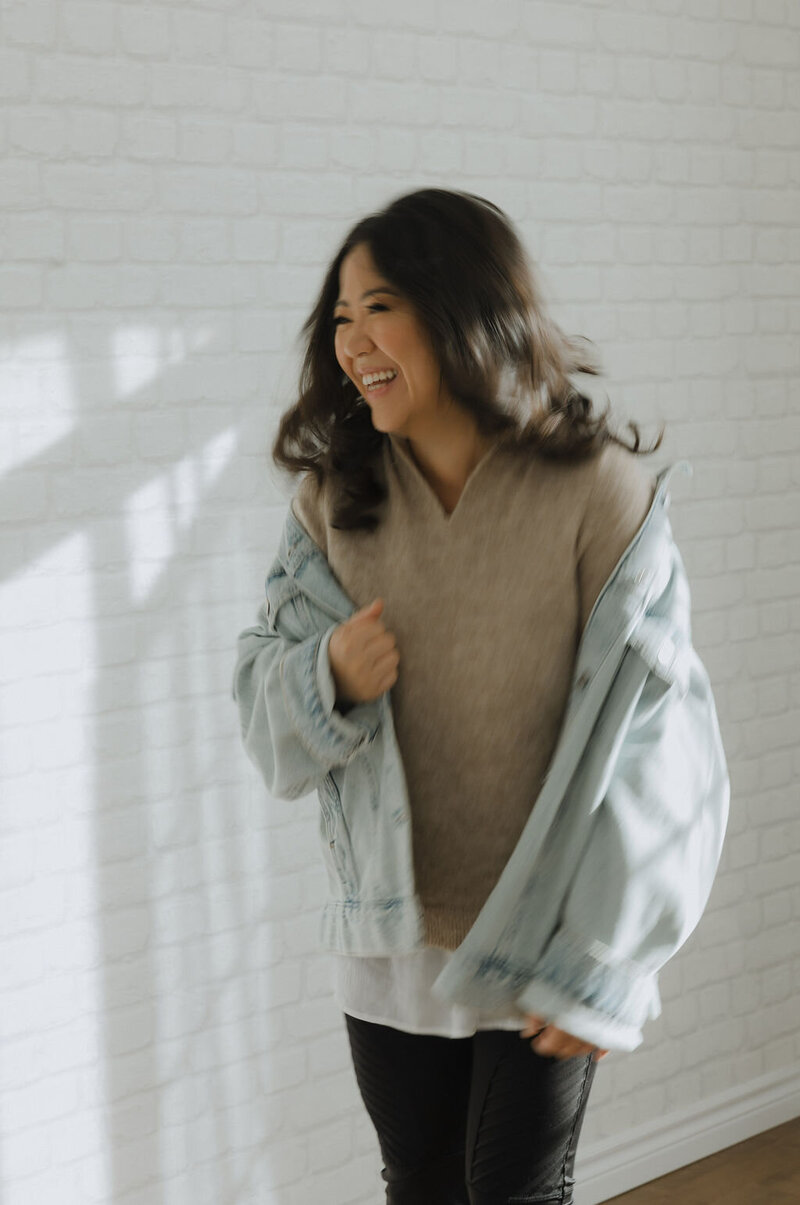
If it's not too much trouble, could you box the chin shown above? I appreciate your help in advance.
[371,416,407,438]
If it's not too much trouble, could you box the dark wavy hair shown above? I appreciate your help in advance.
[273,187,663,532]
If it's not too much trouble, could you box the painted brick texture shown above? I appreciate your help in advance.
[1,2,799,1203]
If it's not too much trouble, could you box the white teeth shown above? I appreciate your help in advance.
[362,370,397,386]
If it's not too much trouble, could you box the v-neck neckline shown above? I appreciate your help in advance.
[388,432,508,525]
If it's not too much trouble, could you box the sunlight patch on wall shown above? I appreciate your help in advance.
[200,427,238,490]
[111,323,217,402]
[0,528,95,680]
[111,326,164,400]
[0,333,74,475]
[0,527,112,1205]
[125,474,176,604]
[124,427,237,603]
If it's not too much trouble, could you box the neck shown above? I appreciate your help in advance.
[404,423,496,494]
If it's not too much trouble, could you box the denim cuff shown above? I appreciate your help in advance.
[279,626,381,768]
[514,979,646,1052]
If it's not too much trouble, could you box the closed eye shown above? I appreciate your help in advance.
[333,304,388,326]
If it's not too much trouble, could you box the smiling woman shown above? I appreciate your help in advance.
[330,239,501,506]
[235,188,728,1205]
[271,187,662,533]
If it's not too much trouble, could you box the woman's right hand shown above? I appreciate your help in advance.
[328,598,400,709]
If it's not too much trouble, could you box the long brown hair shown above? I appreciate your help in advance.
[273,187,663,532]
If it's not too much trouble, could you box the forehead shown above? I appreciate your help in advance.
[341,242,380,279]
[335,244,397,305]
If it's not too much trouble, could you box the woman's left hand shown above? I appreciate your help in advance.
[520,1014,609,1062]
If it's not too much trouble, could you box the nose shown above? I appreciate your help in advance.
[342,314,375,362]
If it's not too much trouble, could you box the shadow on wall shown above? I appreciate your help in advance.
[0,320,355,1203]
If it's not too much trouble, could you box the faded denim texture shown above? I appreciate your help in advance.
[233,460,730,1051]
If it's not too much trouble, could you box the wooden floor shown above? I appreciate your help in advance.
[602,1116,800,1204]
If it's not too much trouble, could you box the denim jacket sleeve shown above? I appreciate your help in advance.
[232,561,382,801]
[514,546,730,1051]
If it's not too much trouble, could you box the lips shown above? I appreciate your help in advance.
[364,373,398,395]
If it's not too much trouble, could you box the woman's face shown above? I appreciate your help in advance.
[334,242,455,439]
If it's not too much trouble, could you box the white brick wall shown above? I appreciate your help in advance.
[1,2,798,1202]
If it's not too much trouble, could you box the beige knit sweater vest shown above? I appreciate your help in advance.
[292,431,655,950]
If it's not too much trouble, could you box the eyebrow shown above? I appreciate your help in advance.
[333,287,400,310]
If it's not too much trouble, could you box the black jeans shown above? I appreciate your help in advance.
[344,1013,597,1205]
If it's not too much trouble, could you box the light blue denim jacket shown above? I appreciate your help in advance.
[233,460,730,1051]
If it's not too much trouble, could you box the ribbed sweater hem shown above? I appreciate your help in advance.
[423,906,479,952]
[318,898,479,955]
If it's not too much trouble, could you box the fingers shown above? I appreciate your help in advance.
[519,1013,611,1061]
[519,1014,546,1037]
[530,1028,589,1059]
[520,1019,610,1062]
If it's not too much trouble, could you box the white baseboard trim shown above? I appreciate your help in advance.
[574,1062,800,1204]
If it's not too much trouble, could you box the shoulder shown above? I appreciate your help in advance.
[573,443,657,626]
[584,441,656,524]
[292,467,324,516]
[290,470,329,556]
[576,441,657,565]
